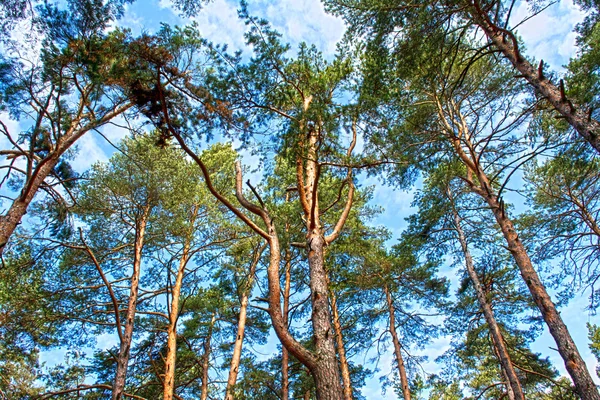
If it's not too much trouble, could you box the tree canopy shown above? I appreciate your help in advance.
[1,0,599,399]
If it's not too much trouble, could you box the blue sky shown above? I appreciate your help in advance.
[21,0,599,397]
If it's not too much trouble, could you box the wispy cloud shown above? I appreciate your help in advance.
[511,0,585,72]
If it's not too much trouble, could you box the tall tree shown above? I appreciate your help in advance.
[51,133,202,399]
[224,240,267,400]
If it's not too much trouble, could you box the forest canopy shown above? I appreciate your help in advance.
[1,0,600,399]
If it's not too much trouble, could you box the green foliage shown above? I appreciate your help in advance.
[522,144,600,308]
[3,1,600,399]
[589,323,600,378]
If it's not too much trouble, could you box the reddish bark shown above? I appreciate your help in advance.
[330,288,353,400]
[281,245,292,400]
[162,233,193,400]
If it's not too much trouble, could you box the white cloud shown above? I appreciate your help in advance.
[251,0,345,56]
[71,132,110,173]
[511,0,585,72]
[190,0,248,54]
[118,6,145,35]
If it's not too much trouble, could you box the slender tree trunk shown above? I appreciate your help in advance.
[201,313,217,400]
[383,285,411,400]
[329,288,353,400]
[484,191,599,399]
[112,205,151,400]
[225,243,266,400]
[451,205,525,400]
[162,236,193,400]
[281,244,292,400]
[467,4,600,154]
[500,357,517,400]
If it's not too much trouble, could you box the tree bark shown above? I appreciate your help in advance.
[451,204,525,400]
[307,233,343,400]
[225,243,266,400]
[281,244,292,400]
[484,189,599,400]
[329,288,353,400]
[383,285,411,400]
[112,204,151,400]
[467,2,600,154]
[163,227,194,400]
[201,313,217,400]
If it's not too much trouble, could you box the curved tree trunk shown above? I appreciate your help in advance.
[451,204,525,400]
[170,93,353,400]
[383,285,411,400]
[112,205,150,400]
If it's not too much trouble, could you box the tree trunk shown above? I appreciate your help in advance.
[307,233,343,400]
[225,243,265,400]
[485,191,599,400]
[201,313,217,400]
[112,205,151,400]
[468,4,600,154]
[162,239,192,400]
[451,205,525,400]
[329,288,353,400]
[501,359,517,400]
[0,156,58,254]
[383,285,411,400]
[281,244,292,400]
